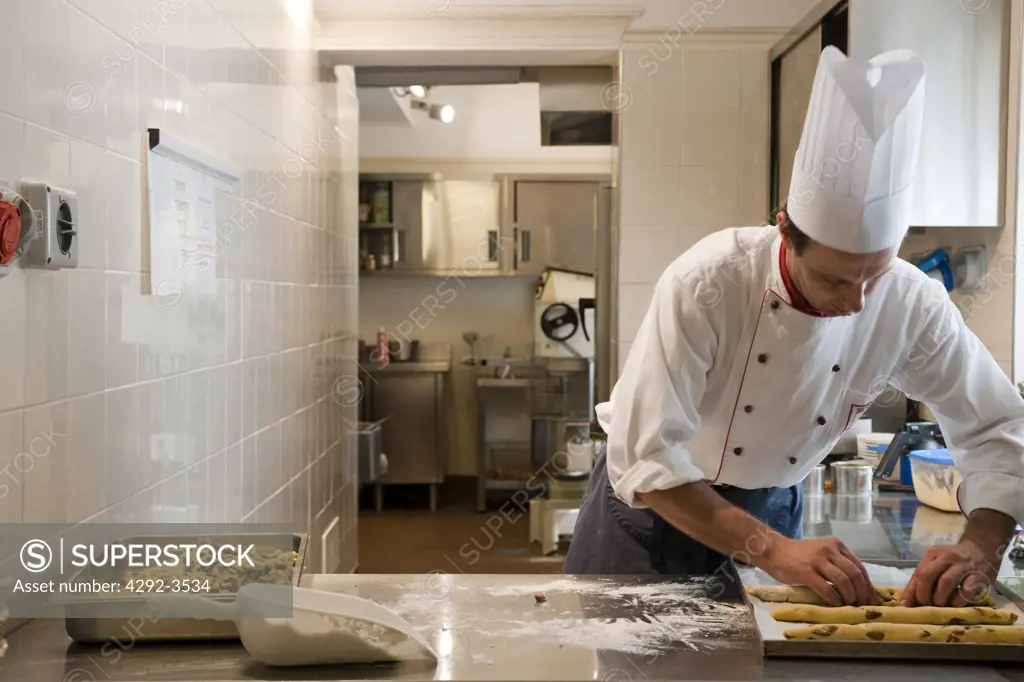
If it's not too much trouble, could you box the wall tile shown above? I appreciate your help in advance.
[69,269,107,397]
[621,106,682,168]
[69,393,106,521]
[679,165,741,230]
[0,410,25,524]
[0,6,357,573]
[621,46,683,112]
[23,400,69,524]
[620,165,680,227]
[0,269,28,413]
[25,270,70,406]
[617,283,656,344]
[619,226,684,285]
[683,49,743,111]
[682,106,741,167]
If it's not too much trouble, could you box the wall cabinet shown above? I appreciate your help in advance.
[358,173,607,277]
[512,181,599,276]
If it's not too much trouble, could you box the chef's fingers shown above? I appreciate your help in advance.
[933,564,969,607]
[957,572,991,608]
[803,571,843,607]
[837,546,878,605]
[902,573,919,607]
[831,548,872,602]
[913,552,955,606]
[815,561,857,605]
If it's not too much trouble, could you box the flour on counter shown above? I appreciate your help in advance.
[500,607,748,656]
[382,577,751,656]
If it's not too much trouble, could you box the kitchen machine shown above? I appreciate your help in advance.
[529,268,597,554]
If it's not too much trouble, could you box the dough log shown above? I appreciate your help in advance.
[875,587,996,608]
[783,623,1024,644]
[771,604,1018,626]
[746,585,996,607]
[746,585,831,605]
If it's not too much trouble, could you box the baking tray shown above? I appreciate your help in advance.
[737,559,1024,662]
[55,533,308,643]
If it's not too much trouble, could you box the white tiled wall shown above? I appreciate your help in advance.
[616,40,773,371]
[0,0,359,572]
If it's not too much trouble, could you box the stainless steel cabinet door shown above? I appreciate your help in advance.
[372,374,443,484]
[421,180,502,274]
[514,181,598,275]
[391,181,424,271]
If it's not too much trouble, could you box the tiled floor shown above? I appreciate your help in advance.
[356,478,569,574]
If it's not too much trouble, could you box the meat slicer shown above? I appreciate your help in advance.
[872,421,945,482]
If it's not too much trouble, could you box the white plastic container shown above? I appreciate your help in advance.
[908,448,962,513]
[857,432,895,478]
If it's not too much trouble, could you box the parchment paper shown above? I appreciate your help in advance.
[737,563,1024,644]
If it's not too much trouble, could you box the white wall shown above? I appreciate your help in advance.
[0,0,359,572]
[615,37,775,370]
[360,83,614,171]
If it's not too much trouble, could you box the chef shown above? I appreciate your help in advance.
[565,46,1024,608]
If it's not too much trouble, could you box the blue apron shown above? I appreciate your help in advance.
[564,452,803,575]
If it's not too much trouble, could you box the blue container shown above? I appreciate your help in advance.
[906,448,953,487]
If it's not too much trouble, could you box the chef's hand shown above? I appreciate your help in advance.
[903,509,1016,607]
[763,536,880,606]
[902,540,999,607]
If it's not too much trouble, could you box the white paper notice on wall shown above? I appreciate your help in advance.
[146,129,240,303]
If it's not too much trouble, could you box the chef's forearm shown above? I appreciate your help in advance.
[637,482,786,567]
[960,508,1017,556]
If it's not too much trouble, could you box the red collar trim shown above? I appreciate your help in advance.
[779,246,826,317]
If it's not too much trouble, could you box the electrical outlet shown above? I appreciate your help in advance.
[21,182,78,269]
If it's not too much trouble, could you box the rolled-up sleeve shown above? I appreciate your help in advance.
[599,270,719,509]
[898,279,1024,524]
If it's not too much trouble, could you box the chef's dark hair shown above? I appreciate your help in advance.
[771,204,812,256]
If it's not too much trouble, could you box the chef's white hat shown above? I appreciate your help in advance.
[787,46,926,254]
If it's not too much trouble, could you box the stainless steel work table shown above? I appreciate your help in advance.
[3,493,1023,681]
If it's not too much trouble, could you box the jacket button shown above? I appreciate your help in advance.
[817,416,826,426]
[789,457,798,464]
[733,447,743,456]
[832,364,840,372]
[744,405,753,413]
[770,300,780,310]
[758,353,768,364]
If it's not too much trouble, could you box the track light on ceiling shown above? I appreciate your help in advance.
[392,85,431,99]
[430,104,455,123]
[410,99,455,124]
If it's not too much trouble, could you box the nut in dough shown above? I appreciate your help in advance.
[783,623,1024,644]
[771,604,1018,626]
[746,585,995,607]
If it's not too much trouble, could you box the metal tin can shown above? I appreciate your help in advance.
[802,464,825,496]
[832,460,874,495]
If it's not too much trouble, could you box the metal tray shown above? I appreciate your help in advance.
[57,533,308,644]
[738,559,1024,662]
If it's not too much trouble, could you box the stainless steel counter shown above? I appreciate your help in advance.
[3,493,1023,682]
[363,361,452,374]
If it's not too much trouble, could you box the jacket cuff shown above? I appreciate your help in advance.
[609,450,705,509]
[957,472,1024,525]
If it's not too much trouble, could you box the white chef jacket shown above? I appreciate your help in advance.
[600,225,1024,525]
